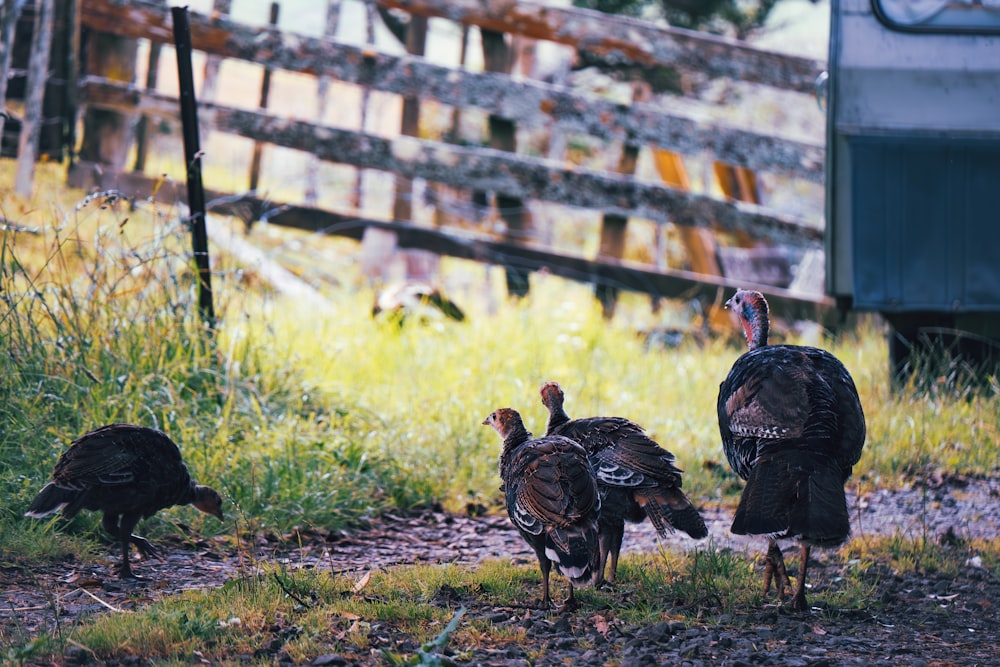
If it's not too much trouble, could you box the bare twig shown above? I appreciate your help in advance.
[271,571,312,608]
[76,587,124,613]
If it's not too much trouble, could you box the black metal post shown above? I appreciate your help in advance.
[171,5,215,328]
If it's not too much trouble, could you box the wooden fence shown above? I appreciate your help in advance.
[64,0,830,322]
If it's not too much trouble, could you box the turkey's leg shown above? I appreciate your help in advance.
[606,522,625,585]
[790,544,810,611]
[762,540,792,599]
[557,583,580,613]
[595,527,610,587]
[117,512,161,559]
[101,514,133,579]
[116,514,147,579]
[538,556,552,610]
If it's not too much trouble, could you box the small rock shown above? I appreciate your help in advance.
[642,621,670,642]
[63,646,93,666]
[311,655,348,666]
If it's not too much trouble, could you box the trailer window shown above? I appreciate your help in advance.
[875,0,1000,32]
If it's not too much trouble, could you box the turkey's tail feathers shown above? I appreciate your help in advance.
[545,521,601,587]
[636,489,709,540]
[732,450,850,548]
[24,483,82,519]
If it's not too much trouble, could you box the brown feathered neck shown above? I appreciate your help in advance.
[539,382,571,433]
[499,419,532,458]
[726,289,770,350]
[484,408,532,477]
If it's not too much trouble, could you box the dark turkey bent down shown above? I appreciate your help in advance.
[25,424,224,579]
[484,407,601,611]
[718,289,866,611]
[539,381,707,585]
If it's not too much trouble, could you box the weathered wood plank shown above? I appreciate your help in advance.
[221,111,825,247]
[79,78,824,247]
[109,170,833,322]
[80,0,822,94]
[376,0,824,94]
[272,206,834,324]
[78,0,825,182]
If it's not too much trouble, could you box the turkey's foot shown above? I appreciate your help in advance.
[555,596,580,614]
[130,535,163,560]
[763,543,793,600]
[116,561,150,583]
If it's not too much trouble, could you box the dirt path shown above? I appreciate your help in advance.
[2,478,998,665]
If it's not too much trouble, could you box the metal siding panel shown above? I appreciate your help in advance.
[946,146,968,307]
[850,137,1000,311]
[850,140,888,307]
[901,144,950,307]
[883,143,904,305]
[964,146,1000,307]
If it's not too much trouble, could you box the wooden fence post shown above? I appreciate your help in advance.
[305,0,341,205]
[594,142,639,318]
[392,14,426,225]
[132,39,161,172]
[248,1,279,196]
[393,14,440,282]
[66,26,138,189]
[481,27,532,298]
[200,0,231,128]
[651,148,722,277]
[13,0,54,196]
[430,23,469,230]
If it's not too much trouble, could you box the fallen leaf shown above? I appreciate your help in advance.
[353,571,372,593]
[591,614,611,637]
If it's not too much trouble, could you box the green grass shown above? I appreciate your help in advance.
[2,164,1000,663]
[7,537,992,664]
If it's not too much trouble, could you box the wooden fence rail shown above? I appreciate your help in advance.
[376,0,823,93]
[71,0,834,320]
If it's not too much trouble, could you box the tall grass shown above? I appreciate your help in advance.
[2,165,999,569]
[0,186,415,561]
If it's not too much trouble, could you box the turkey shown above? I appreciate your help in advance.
[483,407,601,611]
[539,381,708,586]
[371,281,465,326]
[717,289,866,611]
[25,424,224,579]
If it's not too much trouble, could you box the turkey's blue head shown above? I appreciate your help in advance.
[725,289,770,350]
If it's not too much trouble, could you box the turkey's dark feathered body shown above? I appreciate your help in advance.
[499,434,601,588]
[718,289,866,611]
[486,408,600,609]
[27,425,197,521]
[26,424,223,578]
[718,344,866,547]
[548,416,707,540]
[540,383,707,584]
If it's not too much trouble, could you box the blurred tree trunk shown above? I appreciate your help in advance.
[14,0,54,196]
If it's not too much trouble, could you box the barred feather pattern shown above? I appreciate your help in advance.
[485,408,602,598]
[717,289,866,610]
[539,382,707,585]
